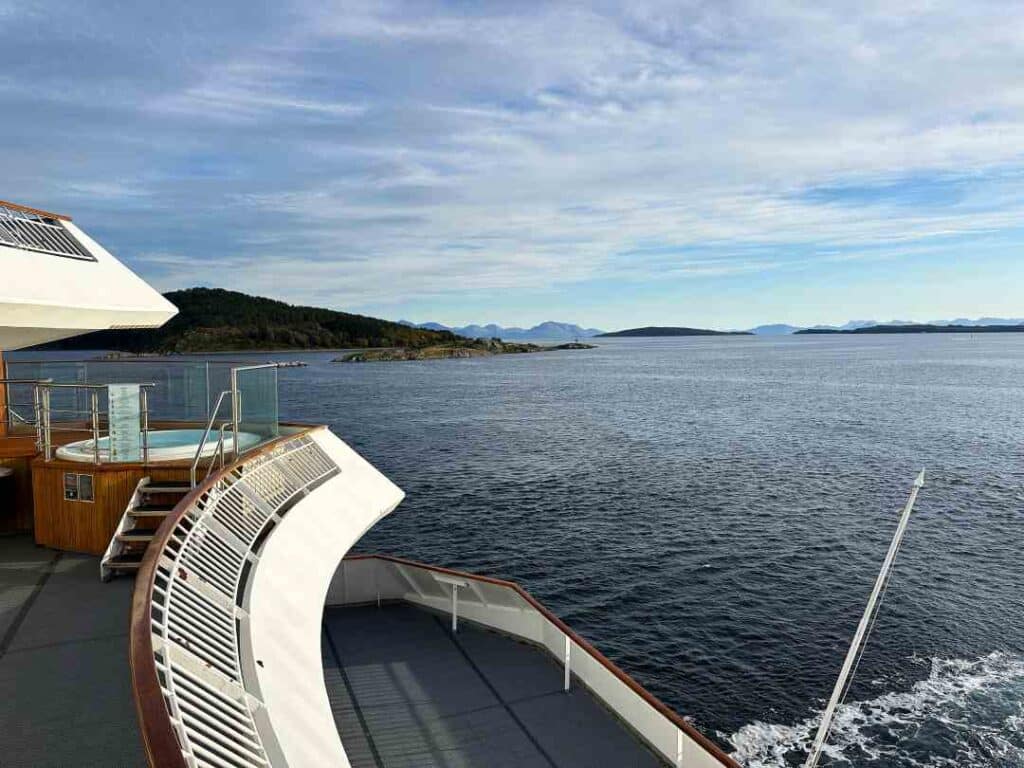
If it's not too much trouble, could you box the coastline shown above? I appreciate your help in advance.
[335,340,596,363]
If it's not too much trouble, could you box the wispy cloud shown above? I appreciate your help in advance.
[2,1,1024,326]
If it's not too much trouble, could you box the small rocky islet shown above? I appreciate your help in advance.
[334,338,596,363]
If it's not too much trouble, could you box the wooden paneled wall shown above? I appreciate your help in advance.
[0,351,7,437]
[0,456,33,534]
[32,461,190,555]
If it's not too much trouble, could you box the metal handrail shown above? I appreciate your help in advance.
[1,377,52,449]
[5,406,34,424]
[39,381,156,389]
[36,381,156,462]
[203,421,232,483]
[190,390,231,486]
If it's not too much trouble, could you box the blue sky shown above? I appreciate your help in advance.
[3,1,1024,330]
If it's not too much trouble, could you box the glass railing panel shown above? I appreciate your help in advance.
[234,365,279,444]
[82,361,209,423]
[5,361,88,428]
[5,359,212,425]
[206,362,236,418]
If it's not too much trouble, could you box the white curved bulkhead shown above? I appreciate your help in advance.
[244,428,404,767]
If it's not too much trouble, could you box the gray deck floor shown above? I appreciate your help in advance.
[323,604,668,768]
[0,535,144,768]
[1,537,668,768]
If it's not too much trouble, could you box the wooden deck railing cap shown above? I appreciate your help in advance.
[0,199,72,221]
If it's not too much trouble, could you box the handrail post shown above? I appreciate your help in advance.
[33,385,42,452]
[564,635,571,691]
[231,367,240,459]
[42,387,52,460]
[203,423,229,483]
[140,387,150,464]
[451,584,458,633]
[91,389,101,464]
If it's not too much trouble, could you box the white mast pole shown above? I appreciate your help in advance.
[804,469,926,768]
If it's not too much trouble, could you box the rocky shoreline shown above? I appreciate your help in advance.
[335,339,595,363]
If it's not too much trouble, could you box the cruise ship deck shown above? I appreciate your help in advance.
[0,200,738,768]
[0,539,669,768]
[324,604,667,768]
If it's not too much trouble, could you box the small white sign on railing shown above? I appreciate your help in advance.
[107,384,141,461]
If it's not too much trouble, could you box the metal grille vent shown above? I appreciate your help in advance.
[0,202,95,261]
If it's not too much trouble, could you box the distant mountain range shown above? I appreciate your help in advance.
[748,318,1024,334]
[398,320,605,341]
[401,316,1024,340]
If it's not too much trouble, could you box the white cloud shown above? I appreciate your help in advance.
[2,0,1024,321]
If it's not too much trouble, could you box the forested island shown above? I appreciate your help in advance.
[597,326,752,337]
[796,324,1024,335]
[36,288,463,353]
[32,287,599,358]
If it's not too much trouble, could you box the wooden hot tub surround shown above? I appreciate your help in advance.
[3,420,316,555]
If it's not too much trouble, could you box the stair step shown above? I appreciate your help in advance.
[117,531,155,543]
[141,482,191,495]
[133,503,176,513]
[105,554,144,570]
[129,507,173,519]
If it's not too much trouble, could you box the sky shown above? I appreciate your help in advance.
[2,0,1024,330]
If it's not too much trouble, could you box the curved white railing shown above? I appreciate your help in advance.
[133,431,344,768]
[133,427,736,768]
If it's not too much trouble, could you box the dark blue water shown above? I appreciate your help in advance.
[272,334,1024,767]
[21,336,1017,765]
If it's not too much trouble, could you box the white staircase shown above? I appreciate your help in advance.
[100,477,190,581]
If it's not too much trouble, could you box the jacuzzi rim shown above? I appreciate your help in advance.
[55,428,264,463]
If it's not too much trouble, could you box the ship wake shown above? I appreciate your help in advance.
[725,652,1024,768]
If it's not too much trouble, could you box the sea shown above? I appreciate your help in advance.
[21,334,1024,766]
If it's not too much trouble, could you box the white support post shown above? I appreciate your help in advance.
[375,563,381,609]
[676,729,684,768]
[429,572,469,634]
[563,635,571,691]
[451,584,459,632]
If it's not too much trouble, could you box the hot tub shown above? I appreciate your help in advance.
[55,429,263,463]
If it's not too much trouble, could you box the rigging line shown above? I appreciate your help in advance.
[813,560,900,757]
[803,470,925,768]
[838,555,901,709]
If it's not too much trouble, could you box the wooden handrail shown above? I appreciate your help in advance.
[0,198,72,221]
[344,553,743,768]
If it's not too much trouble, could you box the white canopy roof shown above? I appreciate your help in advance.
[0,200,177,350]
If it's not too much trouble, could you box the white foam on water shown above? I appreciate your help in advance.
[725,652,1024,768]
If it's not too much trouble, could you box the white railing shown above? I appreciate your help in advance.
[329,556,740,768]
[144,433,339,768]
[135,427,736,768]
